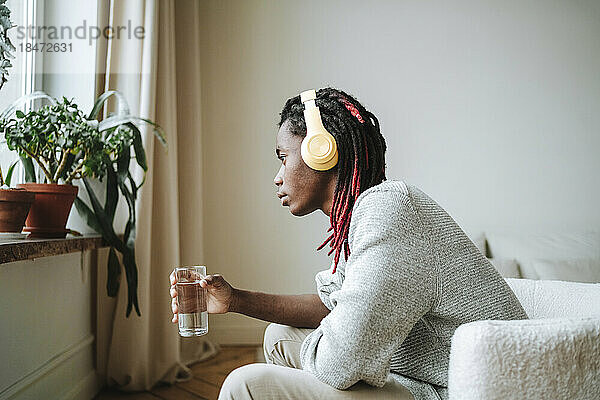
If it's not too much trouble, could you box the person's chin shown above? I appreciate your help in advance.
[288,203,313,217]
[286,201,300,216]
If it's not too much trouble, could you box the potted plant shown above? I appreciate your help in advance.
[0,95,96,237]
[0,160,35,238]
[81,91,167,317]
[0,91,166,316]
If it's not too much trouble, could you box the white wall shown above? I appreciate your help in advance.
[198,0,600,343]
[0,252,100,400]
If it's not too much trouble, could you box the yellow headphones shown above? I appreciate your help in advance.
[300,89,338,171]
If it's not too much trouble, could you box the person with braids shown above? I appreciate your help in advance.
[169,87,527,400]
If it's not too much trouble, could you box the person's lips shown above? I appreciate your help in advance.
[276,192,288,205]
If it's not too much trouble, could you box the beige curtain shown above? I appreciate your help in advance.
[94,0,219,391]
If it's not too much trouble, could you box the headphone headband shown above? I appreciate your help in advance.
[300,89,317,103]
[299,89,338,171]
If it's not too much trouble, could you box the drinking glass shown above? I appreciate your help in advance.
[175,265,208,337]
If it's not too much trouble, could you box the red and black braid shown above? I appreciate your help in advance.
[278,88,387,274]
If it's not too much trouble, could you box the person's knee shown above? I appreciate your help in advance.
[218,363,272,399]
[263,323,295,359]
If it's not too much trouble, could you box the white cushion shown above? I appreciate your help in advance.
[485,231,600,259]
[505,278,600,319]
[465,231,486,256]
[518,258,600,283]
[487,257,521,278]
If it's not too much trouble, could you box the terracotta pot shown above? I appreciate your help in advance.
[0,188,36,233]
[17,183,79,238]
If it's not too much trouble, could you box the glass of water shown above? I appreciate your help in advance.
[175,265,208,337]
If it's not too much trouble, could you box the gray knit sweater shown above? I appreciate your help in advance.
[299,180,527,400]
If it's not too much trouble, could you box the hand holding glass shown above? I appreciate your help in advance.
[174,266,208,337]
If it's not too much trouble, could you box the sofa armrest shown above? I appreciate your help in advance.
[448,318,600,400]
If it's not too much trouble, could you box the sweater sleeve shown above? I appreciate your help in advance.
[300,188,438,389]
[314,262,344,311]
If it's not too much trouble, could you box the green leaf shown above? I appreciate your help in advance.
[107,247,121,297]
[119,179,136,249]
[118,174,141,317]
[15,110,24,118]
[74,197,103,234]
[105,163,118,224]
[20,156,36,183]
[116,147,131,182]
[122,173,138,248]
[123,220,133,252]
[81,179,141,316]
[122,249,140,316]
[139,118,167,148]
[0,91,57,120]
[82,178,123,251]
[126,122,147,171]
[82,177,140,315]
[98,116,167,150]
[97,115,138,132]
[4,160,17,186]
[87,90,130,120]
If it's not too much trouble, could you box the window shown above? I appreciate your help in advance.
[0,0,39,184]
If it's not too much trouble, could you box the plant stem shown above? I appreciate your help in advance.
[64,168,81,184]
[64,157,86,184]
[49,146,57,167]
[21,147,54,183]
[53,149,69,182]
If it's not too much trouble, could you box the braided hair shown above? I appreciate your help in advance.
[278,87,387,273]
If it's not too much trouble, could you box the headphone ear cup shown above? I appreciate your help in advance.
[301,132,338,171]
[300,89,338,171]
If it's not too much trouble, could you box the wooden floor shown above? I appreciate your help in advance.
[95,345,262,400]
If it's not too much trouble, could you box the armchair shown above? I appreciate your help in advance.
[448,278,600,400]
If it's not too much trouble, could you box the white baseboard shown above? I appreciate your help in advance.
[61,371,100,400]
[0,335,95,400]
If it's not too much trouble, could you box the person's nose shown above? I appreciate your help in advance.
[274,165,284,186]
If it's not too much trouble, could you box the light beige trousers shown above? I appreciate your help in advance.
[217,323,414,399]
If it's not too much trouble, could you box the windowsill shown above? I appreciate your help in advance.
[0,234,109,264]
